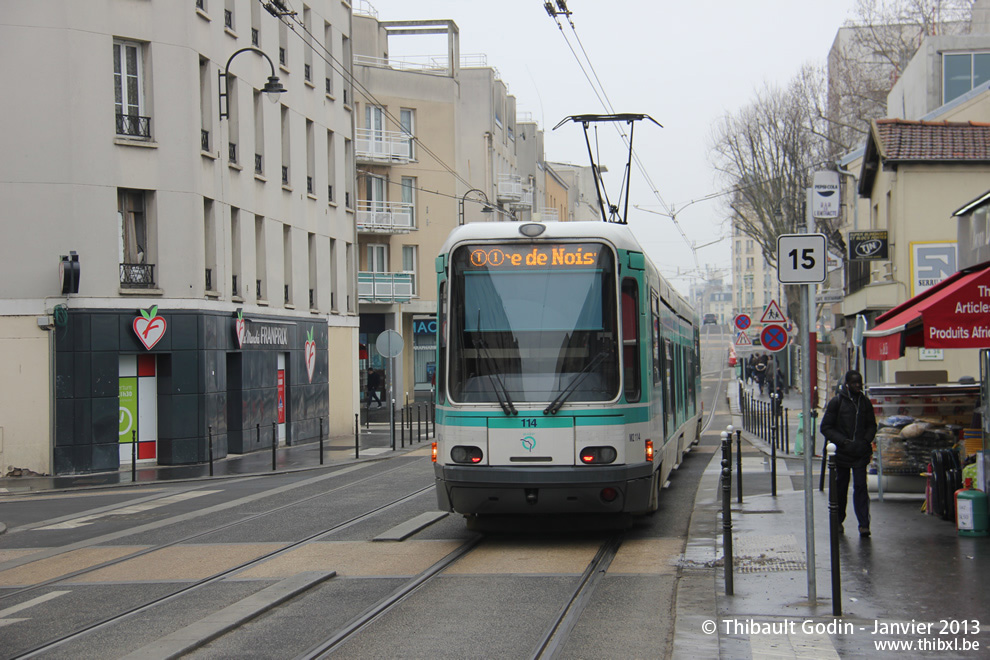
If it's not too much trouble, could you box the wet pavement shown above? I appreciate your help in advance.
[3,384,989,658]
[673,378,990,658]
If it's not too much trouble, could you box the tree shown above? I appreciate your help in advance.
[826,0,974,152]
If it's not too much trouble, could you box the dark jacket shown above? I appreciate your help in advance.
[820,386,877,468]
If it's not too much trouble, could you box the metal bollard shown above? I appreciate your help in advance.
[208,425,214,477]
[735,428,743,503]
[771,428,778,497]
[721,431,734,596]
[827,442,842,616]
[400,406,405,449]
[354,413,360,459]
[272,422,277,471]
[390,400,396,451]
[132,430,137,483]
[319,417,324,466]
[418,404,422,443]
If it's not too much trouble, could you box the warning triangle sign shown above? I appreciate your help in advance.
[735,331,752,346]
[760,300,787,324]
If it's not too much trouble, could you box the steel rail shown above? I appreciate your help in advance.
[12,481,435,659]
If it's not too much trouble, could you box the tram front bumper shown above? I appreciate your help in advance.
[434,463,655,514]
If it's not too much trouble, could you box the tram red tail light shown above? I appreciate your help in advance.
[645,440,654,462]
[579,447,617,464]
[450,445,484,464]
[600,487,618,502]
[431,442,437,462]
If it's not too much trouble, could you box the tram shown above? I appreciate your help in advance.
[431,220,701,515]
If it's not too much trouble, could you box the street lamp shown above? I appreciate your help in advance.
[218,47,286,119]
[458,188,493,225]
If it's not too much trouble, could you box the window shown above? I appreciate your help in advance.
[224,0,234,30]
[113,40,150,138]
[308,232,317,309]
[367,244,388,272]
[401,176,416,227]
[943,52,990,104]
[255,215,266,300]
[200,57,212,152]
[306,119,315,195]
[400,108,414,158]
[283,224,292,305]
[118,189,155,288]
[326,130,336,202]
[746,257,754,269]
[303,5,313,82]
[402,245,417,295]
[231,208,242,298]
[365,173,385,211]
[621,278,641,403]
[280,105,290,186]
[226,73,239,163]
[324,21,334,96]
[204,198,217,292]
[254,90,264,175]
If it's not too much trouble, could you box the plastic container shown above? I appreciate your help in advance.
[955,478,989,537]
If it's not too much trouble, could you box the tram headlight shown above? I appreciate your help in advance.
[579,446,617,464]
[450,445,484,464]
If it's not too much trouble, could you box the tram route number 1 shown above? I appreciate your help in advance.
[776,233,826,284]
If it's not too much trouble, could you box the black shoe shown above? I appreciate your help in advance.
[859,526,871,537]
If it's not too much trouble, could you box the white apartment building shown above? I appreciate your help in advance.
[0,0,357,475]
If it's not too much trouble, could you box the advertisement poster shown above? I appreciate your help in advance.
[911,241,957,296]
[119,377,138,442]
[277,370,286,424]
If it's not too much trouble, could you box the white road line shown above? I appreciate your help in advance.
[34,491,220,530]
[0,590,72,619]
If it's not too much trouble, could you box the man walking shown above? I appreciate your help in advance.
[820,370,877,536]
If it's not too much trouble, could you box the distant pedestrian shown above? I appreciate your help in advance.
[367,369,383,408]
[820,370,877,537]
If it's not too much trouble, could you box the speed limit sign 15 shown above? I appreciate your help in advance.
[777,233,827,283]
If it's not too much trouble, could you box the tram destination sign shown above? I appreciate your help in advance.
[463,243,603,270]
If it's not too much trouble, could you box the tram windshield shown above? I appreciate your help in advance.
[448,242,619,405]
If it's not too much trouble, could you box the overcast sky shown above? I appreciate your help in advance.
[362,0,859,295]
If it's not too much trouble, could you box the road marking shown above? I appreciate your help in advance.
[34,491,220,530]
[0,590,71,626]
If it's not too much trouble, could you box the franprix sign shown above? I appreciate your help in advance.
[234,315,292,349]
[812,171,840,219]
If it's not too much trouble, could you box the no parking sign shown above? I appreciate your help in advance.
[760,325,788,352]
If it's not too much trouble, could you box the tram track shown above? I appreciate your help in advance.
[700,323,729,435]
[6,463,436,659]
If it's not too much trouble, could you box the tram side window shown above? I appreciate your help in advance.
[437,280,447,403]
[621,278,641,403]
[651,292,661,385]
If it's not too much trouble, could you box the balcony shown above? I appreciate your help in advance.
[508,189,533,210]
[116,114,151,139]
[356,201,415,234]
[355,128,413,164]
[120,263,156,289]
[358,272,413,304]
[496,174,523,203]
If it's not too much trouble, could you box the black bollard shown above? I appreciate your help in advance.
[319,417,324,465]
[400,406,405,449]
[771,429,778,497]
[390,400,396,451]
[131,429,137,483]
[721,432,734,596]
[354,413,360,459]
[272,422,277,471]
[735,429,743,503]
[208,425,214,477]
[828,443,842,616]
[418,404,422,443]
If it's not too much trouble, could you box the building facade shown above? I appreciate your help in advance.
[0,0,358,475]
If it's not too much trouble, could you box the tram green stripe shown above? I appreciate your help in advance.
[436,407,652,427]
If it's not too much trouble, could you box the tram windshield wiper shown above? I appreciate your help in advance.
[475,335,517,416]
[544,349,611,415]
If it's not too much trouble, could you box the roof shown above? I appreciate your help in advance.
[859,119,990,194]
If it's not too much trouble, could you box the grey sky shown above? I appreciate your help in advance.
[364,0,859,294]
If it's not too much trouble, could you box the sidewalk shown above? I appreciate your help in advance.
[673,377,990,658]
[0,419,433,496]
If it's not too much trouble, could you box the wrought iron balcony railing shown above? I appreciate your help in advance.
[120,263,156,288]
[116,114,151,139]
[201,129,210,152]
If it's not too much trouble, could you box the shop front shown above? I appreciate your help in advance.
[863,260,990,494]
[54,306,328,474]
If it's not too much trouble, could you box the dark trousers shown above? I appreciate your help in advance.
[367,388,382,405]
[835,464,870,528]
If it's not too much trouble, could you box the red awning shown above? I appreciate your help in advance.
[864,262,990,361]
